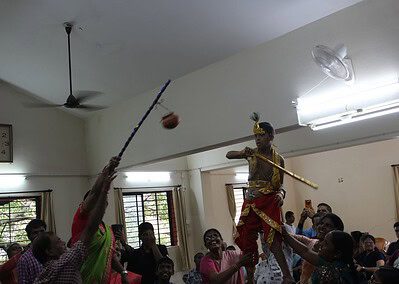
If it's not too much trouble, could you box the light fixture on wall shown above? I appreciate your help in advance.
[295,80,399,131]
[125,172,171,183]
[235,173,249,181]
[0,175,26,187]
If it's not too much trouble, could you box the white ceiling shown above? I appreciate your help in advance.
[0,0,362,113]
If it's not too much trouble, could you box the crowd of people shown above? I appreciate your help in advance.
[0,157,177,284]
[180,206,399,284]
[1,195,398,284]
[0,155,397,283]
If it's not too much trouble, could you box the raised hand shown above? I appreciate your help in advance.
[275,192,284,207]
[243,147,255,158]
[281,225,289,238]
[102,170,117,194]
[103,156,121,176]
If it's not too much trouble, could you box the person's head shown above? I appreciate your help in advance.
[311,213,323,228]
[32,232,66,264]
[194,252,204,269]
[138,222,155,246]
[317,203,332,214]
[6,243,22,258]
[254,122,275,150]
[226,245,236,251]
[318,231,354,264]
[371,267,399,284]
[25,219,47,242]
[157,257,174,282]
[203,228,223,253]
[285,211,295,225]
[351,231,363,245]
[361,234,376,252]
[316,213,344,240]
[393,222,399,240]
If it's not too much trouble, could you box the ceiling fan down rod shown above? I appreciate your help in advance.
[64,22,73,97]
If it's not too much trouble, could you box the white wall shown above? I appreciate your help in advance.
[289,138,399,240]
[85,0,399,175]
[0,81,89,242]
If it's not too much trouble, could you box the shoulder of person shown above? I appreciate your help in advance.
[375,250,386,259]
[158,244,168,255]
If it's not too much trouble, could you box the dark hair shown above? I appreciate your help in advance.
[194,252,204,259]
[317,203,332,213]
[111,224,123,233]
[311,212,323,225]
[360,234,376,244]
[83,190,91,201]
[138,222,154,237]
[329,231,358,282]
[351,231,363,243]
[32,232,55,264]
[320,213,344,231]
[6,243,20,258]
[394,222,399,228]
[203,228,223,244]
[157,256,174,270]
[285,211,294,219]
[374,267,399,283]
[25,219,47,237]
[259,122,275,136]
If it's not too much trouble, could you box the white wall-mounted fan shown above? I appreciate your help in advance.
[311,44,355,84]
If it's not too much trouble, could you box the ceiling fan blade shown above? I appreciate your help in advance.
[76,104,106,111]
[23,102,63,108]
[73,91,103,103]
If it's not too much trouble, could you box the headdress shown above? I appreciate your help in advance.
[250,112,266,135]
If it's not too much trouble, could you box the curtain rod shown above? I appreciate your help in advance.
[225,182,247,186]
[114,185,181,190]
[391,164,399,167]
[0,189,53,195]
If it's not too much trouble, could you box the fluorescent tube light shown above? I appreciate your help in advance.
[235,173,249,181]
[0,175,26,187]
[311,103,399,130]
[126,172,170,183]
[296,80,399,130]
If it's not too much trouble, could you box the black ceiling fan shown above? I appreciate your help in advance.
[25,22,105,110]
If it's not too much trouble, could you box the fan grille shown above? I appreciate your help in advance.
[312,45,350,80]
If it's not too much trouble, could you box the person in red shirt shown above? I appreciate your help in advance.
[0,243,23,284]
[70,156,128,283]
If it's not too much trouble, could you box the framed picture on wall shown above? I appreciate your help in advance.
[0,124,13,163]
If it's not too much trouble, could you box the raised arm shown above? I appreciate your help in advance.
[281,226,319,266]
[80,169,116,245]
[206,253,252,284]
[81,156,120,213]
[226,147,254,160]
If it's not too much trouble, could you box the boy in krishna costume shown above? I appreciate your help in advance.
[226,113,294,283]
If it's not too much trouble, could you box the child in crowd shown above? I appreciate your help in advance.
[155,257,175,284]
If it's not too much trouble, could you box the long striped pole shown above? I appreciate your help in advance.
[118,80,171,158]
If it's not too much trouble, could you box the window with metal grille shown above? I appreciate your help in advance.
[0,196,41,263]
[123,191,177,249]
[233,187,247,224]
